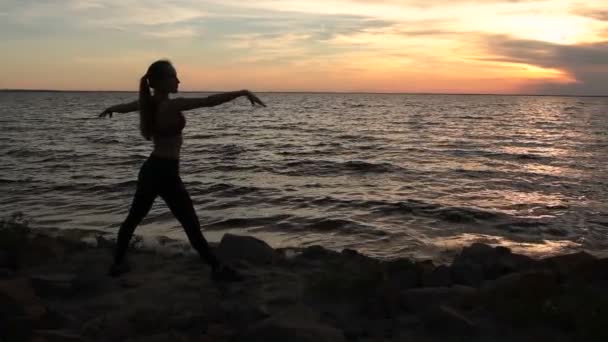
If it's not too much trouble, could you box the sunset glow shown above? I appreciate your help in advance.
[1,0,607,95]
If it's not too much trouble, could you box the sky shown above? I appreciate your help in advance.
[1,0,607,95]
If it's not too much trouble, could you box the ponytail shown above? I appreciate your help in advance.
[138,75,154,140]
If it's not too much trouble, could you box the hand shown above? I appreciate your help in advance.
[243,90,266,107]
[98,108,114,118]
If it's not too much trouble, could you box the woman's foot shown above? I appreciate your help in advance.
[108,261,131,278]
[211,264,244,282]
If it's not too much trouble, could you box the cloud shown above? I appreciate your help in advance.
[481,34,608,95]
[573,8,608,22]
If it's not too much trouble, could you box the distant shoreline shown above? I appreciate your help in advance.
[1,89,607,98]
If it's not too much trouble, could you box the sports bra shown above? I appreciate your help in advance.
[154,111,185,137]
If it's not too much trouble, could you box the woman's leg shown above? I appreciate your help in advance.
[113,178,157,265]
[159,177,220,269]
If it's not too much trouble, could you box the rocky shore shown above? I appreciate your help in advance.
[1,215,607,342]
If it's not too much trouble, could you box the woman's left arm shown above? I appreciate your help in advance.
[170,90,266,112]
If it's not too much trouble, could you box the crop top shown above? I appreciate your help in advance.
[154,112,185,137]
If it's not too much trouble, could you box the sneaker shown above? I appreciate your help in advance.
[108,261,131,278]
[211,264,244,282]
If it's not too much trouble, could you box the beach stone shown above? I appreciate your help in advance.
[450,263,484,287]
[125,332,191,342]
[234,306,345,342]
[538,252,596,276]
[24,235,67,262]
[383,258,419,289]
[300,245,341,260]
[453,243,536,281]
[0,267,16,279]
[400,286,478,313]
[30,273,77,297]
[216,234,277,264]
[421,265,452,287]
[422,305,477,335]
[0,277,47,321]
[31,329,84,342]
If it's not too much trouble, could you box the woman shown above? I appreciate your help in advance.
[99,59,266,280]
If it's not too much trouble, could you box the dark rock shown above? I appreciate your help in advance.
[0,267,16,279]
[423,305,477,335]
[483,270,559,298]
[234,306,345,342]
[453,243,536,282]
[0,277,47,321]
[421,265,452,287]
[383,258,419,289]
[22,235,67,265]
[125,332,191,342]
[451,263,484,287]
[538,252,596,276]
[400,286,478,313]
[30,273,77,297]
[31,329,84,342]
[300,245,340,260]
[218,301,270,328]
[482,270,560,324]
[215,234,278,264]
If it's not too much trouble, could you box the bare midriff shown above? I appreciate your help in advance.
[151,134,183,160]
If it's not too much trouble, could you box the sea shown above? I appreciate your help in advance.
[1,91,607,260]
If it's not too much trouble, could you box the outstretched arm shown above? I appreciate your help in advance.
[98,100,139,118]
[170,90,266,112]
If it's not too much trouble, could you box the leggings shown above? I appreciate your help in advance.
[114,155,219,268]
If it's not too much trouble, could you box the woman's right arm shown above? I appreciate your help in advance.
[98,100,139,118]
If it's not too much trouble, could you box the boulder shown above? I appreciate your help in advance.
[300,245,341,260]
[31,329,84,342]
[538,252,596,276]
[383,258,419,289]
[30,273,77,297]
[422,305,477,335]
[0,277,47,321]
[452,243,536,282]
[0,277,48,341]
[234,306,345,342]
[215,234,277,264]
[400,286,478,313]
[421,265,452,287]
[450,263,484,287]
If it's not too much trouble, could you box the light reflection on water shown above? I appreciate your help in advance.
[1,92,607,259]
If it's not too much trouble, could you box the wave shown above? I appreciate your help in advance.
[276,159,400,176]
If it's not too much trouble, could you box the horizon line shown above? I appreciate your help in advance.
[1,88,607,98]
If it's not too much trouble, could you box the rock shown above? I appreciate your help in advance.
[218,301,270,328]
[300,245,341,260]
[0,277,47,321]
[453,243,536,281]
[234,306,345,342]
[450,263,484,287]
[538,252,596,276]
[125,332,191,342]
[0,277,48,341]
[483,270,559,297]
[31,329,84,342]
[30,273,77,297]
[421,265,452,287]
[383,258,419,289]
[0,267,16,279]
[422,305,477,335]
[215,234,278,264]
[21,235,67,265]
[482,270,560,322]
[400,286,478,313]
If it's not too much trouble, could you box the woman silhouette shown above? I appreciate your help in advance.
[99,59,265,280]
